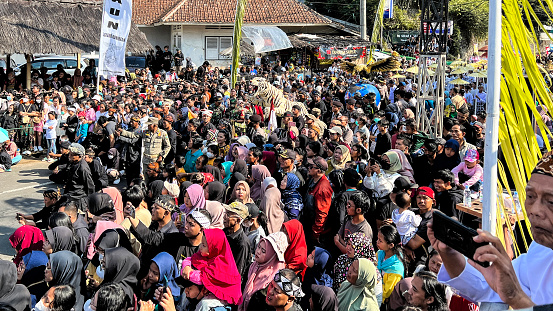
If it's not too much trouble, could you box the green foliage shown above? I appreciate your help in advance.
[448,0,489,54]
[384,6,420,30]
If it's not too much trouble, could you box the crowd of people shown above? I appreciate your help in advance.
[0,54,547,311]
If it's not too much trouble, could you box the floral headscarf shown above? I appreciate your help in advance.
[332,232,378,292]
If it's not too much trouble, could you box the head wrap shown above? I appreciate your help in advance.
[250,165,271,202]
[9,226,44,266]
[69,143,85,156]
[151,252,181,300]
[332,232,377,292]
[274,270,305,298]
[337,258,378,311]
[180,184,206,214]
[45,227,75,253]
[282,220,308,277]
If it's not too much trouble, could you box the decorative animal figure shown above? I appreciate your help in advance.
[340,54,401,79]
[250,78,308,116]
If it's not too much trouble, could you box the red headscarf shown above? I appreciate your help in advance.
[191,229,242,305]
[262,151,278,175]
[9,225,44,265]
[282,220,308,278]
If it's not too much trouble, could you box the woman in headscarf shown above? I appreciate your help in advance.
[260,177,285,234]
[225,172,246,204]
[202,165,222,183]
[250,165,271,203]
[239,232,288,311]
[43,226,75,255]
[87,220,124,260]
[232,159,248,177]
[102,187,125,224]
[261,151,278,175]
[221,161,233,185]
[88,192,117,222]
[19,251,49,308]
[235,146,249,161]
[327,145,351,175]
[9,225,44,265]
[230,181,254,204]
[178,181,193,206]
[175,183,206,232]
[140,252,180,304]
[337,258,379,311]
[45,250,84,310]
[182,228,242,305]
[389,149,415,183]
[204,181,226,229]
[302,247,334,310]
[0,260,31,311]
[94,228,133,255]
[281,220,308,279]
[333,232,381,300]
[280,173,303,220]
[363,152,402,199]
[225,143,238,162]
[311,285,339,311]
[103,247,140,309]
[433,139,461,173]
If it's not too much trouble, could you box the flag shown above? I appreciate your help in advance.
[267,99,278,133]
[98,0,132,79]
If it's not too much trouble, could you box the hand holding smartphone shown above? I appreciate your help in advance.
[432,210,490,267]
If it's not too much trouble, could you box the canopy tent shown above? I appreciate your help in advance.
[0,0,152,55]
[241,26,292,54]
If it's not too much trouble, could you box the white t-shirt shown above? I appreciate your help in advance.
[43,119,58,139]
[391,208,421,244]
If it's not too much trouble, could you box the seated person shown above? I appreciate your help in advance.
[3,138,21,165]
[451,149,483,193]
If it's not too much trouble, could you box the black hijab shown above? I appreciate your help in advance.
[0,260,31,311]
[311,284,338,311]
[206,181,226,202]
[178,181,193,206]
[104,247,140,308]
[232,159,248,177]
[88,193,115,216]
[94,228,133,254]
[203,165,222,183]
[226,173,246,204]
[45,227,75,253]
[50,251,84,311]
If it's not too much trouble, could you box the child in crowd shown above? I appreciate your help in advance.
[451,149,483,192]
[76,111,89,144]
[42,111,58,162]
[376,225,404,303]
[335,191,373,254]
[391,192,421,245]
[0,142,12,172]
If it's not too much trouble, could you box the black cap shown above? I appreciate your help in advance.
[60,141,71,149]
[249,114,262,122]
[283,111,293,117]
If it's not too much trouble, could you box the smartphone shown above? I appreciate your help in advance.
[161,275,168,299]
[128,205,136,219]
[288,121,296,128]
[432,210,490,267]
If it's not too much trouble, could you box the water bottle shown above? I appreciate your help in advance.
[464,188,472,207]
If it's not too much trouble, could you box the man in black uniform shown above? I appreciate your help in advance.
[118,116,142,185]
[162,46,173,72]
[84,148,108,192]
[64,143,95,211]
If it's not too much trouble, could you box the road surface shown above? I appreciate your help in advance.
[0,158,58,260]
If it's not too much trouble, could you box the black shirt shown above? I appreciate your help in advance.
[225,227,251,279]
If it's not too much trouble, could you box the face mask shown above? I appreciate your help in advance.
[380,161,391,170]
[6,96,11,101]
[108,155,114,160]
[61,111,65,115]
[96,265,105,280]
[242,220,253,228]
[206,152,214,159]
[83,299,93,311]
[85,105,90,109]
[36,99,42,103]
[34,300,49,311]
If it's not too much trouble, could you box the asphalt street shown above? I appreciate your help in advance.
[0,158,58,260]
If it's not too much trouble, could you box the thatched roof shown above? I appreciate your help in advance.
[0,0,152,54]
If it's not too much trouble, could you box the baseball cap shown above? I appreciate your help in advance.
[332,101,343,108]
[246,203,260,218]
[278,149,296,160]
[329,126,343,136]
[311,156,328,172]
[393,176,418,192]
[473,121,484,129]
[224,202,250,220]
[416,187,435,200]
[283,111,293,118]
[60,141,71,150]
[464,149,479,162]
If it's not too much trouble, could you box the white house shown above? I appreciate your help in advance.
[132,0,343,67]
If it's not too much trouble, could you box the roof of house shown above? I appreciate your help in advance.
[0,0,152,54]
[133,0,331,26]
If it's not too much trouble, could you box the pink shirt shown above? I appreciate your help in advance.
[451,162,483,187]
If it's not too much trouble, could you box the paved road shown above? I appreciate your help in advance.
[0,158,57,260]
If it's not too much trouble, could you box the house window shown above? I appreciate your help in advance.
[172,25,182,31]
[205,36,233,60]
[173,34,182,51]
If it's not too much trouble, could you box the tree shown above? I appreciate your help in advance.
[448,0,489,55]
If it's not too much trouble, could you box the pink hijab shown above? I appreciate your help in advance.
[240,237,286,311]
[250,165,271,202]
[236,146,249,161]
[102,187,124,224]
[191,229,242,305]
[179,184,206,214]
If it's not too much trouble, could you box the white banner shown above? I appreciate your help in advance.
[98,0,132,78]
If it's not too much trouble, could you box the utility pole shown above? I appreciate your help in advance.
[360,0,367,40]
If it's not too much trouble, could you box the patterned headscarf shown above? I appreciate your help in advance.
[332,232,378,292]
